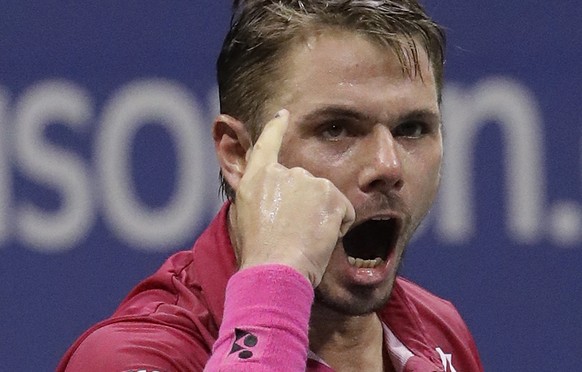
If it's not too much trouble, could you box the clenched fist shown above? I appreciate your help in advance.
[232,109,355,287]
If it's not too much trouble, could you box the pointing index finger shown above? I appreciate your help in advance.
[246,109,289,173]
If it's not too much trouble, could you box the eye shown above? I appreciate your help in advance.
[321,123,349,140]
[392,121,427,138]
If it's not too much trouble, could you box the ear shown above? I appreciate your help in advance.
[212,114,252,193]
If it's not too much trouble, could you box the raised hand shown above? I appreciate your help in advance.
[233,109,355,287]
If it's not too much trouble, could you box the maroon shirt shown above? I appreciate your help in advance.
[58,203,483,371]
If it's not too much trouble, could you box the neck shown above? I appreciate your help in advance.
[309,303,392,372]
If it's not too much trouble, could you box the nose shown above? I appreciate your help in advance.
[358,125,404,193]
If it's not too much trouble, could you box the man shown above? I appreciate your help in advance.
[59,1,483,371]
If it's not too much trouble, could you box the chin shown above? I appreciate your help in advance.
[313,275,397,316]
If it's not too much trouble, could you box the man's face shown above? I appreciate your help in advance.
[270,30,442,315]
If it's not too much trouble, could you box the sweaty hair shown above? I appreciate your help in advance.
[217,0,446,199]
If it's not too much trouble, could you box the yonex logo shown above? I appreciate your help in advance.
[229,328,259,359]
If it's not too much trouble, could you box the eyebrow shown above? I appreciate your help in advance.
[298,105,441,126]
[299,106,371,124]
[399,108,442,126]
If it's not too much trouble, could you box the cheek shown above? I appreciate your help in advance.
[403,147,442,203]
[309,148,362,191]
[280,140,352,178]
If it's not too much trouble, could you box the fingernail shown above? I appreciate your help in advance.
[274,109,288,118]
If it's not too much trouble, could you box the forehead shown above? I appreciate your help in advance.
[276,30,439,121]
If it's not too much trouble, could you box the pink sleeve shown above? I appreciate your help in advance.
[204,264,314,371]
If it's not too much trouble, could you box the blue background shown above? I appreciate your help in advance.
[1,1,580,371]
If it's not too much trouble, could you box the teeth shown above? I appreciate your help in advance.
[347,256,383,268]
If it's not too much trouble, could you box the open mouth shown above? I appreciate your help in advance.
[342,218,401,269]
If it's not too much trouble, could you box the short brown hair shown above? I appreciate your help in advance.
[217,0,446,199]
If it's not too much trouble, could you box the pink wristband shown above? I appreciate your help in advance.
[205,264,314,371]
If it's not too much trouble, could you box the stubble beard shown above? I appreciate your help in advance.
[313,217,421,316]
[313,275,398,316]
[312,244,403,316]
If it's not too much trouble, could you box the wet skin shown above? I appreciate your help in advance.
[275,31,443,315]
[216,29,443,372]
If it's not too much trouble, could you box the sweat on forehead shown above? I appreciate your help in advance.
[281,30,435,102]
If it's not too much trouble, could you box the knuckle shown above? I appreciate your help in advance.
[235,188,250,203]
[271,164,287,179]
[262,163,281,176]
[317,177,335,193]
[289,166,311,177]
